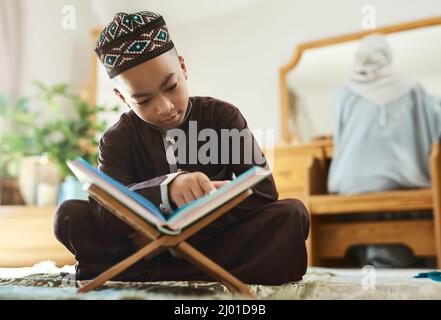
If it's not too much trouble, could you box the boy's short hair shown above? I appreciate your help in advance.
[95,11,175,79]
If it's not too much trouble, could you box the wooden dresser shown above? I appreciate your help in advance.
[270,140,333,202]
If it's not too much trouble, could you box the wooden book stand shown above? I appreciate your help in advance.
[76,184,255,298]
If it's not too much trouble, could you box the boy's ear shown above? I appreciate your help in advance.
[113,88,131,110]
[178,55,188,80]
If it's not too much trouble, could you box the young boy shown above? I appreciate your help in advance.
[54,11,310,285]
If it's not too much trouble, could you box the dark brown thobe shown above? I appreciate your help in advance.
[54,96,310,285]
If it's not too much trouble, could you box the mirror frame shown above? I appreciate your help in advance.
[279,16,441,144]
[87,28,101,108]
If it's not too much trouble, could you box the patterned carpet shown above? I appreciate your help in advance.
[0,261,440,299]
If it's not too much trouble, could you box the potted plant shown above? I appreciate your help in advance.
[31,82,118,204]
[0,93,38,204]
[1,83,118,205]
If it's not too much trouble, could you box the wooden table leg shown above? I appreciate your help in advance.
[77,240,165,293]
[175,242,255,299]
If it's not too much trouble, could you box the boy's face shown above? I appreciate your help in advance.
[113,49,189,129]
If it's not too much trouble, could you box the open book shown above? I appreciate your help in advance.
[67,158,271,235]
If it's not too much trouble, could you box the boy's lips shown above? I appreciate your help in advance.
[162,112,180,123]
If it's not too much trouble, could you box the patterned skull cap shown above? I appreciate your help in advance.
[95,11,175,78]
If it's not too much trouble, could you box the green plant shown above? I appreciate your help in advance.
[0,93,39,178]
[0,82,119,180]
[32,82,119,177]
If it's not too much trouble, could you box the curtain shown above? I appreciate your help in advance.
[0,0,22,99]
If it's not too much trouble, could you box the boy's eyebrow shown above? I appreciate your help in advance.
[131,73,176,98]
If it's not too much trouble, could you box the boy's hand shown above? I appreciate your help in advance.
[169,172,230,207]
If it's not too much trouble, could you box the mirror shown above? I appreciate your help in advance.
[280,16,441,144]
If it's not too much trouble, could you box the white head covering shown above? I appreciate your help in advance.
[347,34,416,107]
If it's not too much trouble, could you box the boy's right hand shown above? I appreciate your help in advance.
[169,172,229,207]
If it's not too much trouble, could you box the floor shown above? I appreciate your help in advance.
[0,261,440,299]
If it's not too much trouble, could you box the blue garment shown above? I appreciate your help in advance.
[328,84,441,195]
[414,271,441,282]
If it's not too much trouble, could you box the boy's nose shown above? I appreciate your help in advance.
[154,97,173,116]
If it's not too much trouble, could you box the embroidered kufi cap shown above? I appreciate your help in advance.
[95,11,174,78]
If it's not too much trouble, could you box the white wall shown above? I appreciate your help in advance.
[20,0,96,120]
[19,0,441,140]
[171,0,441,141]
